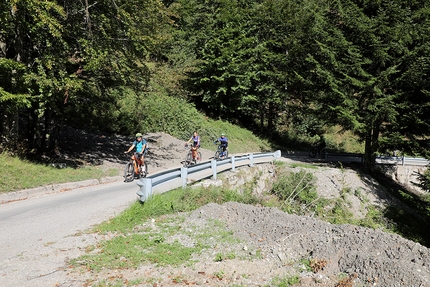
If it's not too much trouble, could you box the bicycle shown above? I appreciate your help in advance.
[309,144,327,158]
[183,143,202,167]
[124,152,148,182]
[214,143,228,160]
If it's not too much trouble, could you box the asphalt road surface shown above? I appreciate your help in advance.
[0,180,137,287]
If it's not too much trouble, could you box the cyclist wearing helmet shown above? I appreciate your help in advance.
[125,133,147,166]
[214,133,228,154]
[186,131,201,160]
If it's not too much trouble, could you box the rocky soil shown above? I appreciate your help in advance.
[37,128,430,286]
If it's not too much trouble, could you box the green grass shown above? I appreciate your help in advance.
[119,90,272,154]
[71,186,257,272]
[268,275,301,286]
[0,153,119,193]
[288,162,319,169]
[96,186,259,233]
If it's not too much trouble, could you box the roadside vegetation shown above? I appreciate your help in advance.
[0,108,272,193]
[0,153,118,193]
[0,91,364,194]
[2,0,429,176]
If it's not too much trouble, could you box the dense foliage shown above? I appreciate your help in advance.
[1,0,429,174]
[0,0,170,151]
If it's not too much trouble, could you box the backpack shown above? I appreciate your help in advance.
[143,139,149,155]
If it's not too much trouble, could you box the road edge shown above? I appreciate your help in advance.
[0,176,123,205]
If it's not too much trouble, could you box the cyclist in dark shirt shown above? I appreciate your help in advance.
[214,133,228,155]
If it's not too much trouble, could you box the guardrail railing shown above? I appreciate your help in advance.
[376,155,429,166]
[313,152,429,167]
[136,150,282,202]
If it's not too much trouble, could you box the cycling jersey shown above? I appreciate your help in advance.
[192,135,200,147]
[133,139,147,153]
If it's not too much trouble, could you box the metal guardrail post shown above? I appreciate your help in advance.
[249,153,254,167]
[231,156,235,171]
[211,159,217,180]
[181,167,188,188]
[136,177,153,202]
[274,150,281,159]
[402,156,405,166]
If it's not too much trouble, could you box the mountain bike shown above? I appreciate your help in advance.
[183,144,202,167]
[214,143,228,160]
[309,144,327,158]
[124,152,148,182]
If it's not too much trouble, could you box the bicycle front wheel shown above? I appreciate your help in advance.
[309,148,317,158]
[124,162,135,182]
[214,150,220,160]
[184,151,193,167]
[140,162,148,178]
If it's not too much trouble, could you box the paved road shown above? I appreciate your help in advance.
[0,180,137,287]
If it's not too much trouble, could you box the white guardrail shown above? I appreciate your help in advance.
[136,150,282,202]
[376,155,430,166]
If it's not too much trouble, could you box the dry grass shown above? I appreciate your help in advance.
[310,258,328,273]
[335,273,358,287]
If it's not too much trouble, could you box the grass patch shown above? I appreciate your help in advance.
[96,186,259,234]
[288,162,319,169]
[269,275,301,286]
[71,185,260,272]
[270,164,430,247]
[120,91,271,154]
[0,153,119,193]
[71,233,198,271]
[271,169,318,214]
[371,170,430,246]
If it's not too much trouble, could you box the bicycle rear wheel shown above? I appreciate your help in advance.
[195,152,202,164]
[124,162,135,182]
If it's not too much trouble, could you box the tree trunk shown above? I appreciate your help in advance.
[363,129,372,173]
[268,102,274,137]
[260,105,264,133]
[0,106,4,144]
[371,123,380,171]
[363,124,380,174]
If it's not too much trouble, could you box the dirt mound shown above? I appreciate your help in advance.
[189,202,429,286]
[55,127,215,174]
[85,202,429,287]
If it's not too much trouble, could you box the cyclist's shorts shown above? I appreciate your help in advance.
[134,152,142,159]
